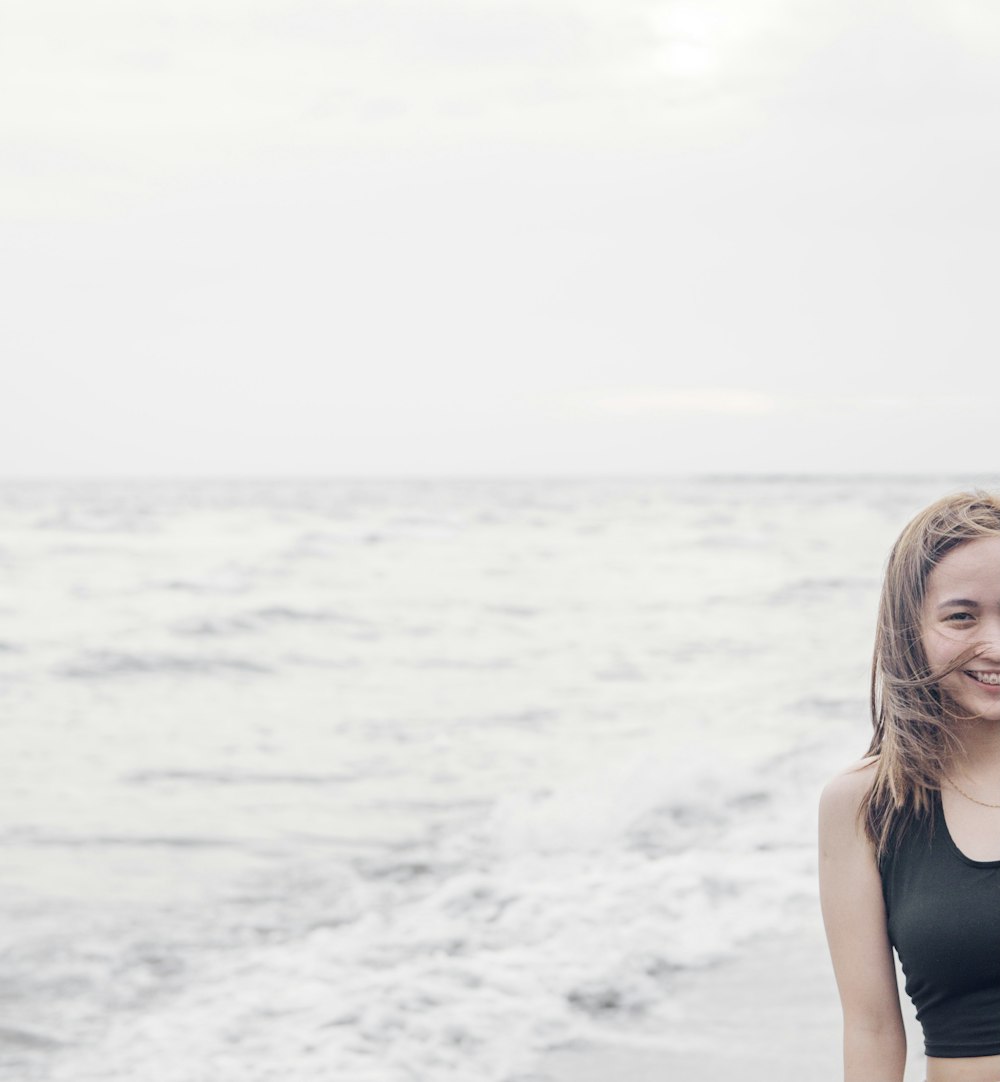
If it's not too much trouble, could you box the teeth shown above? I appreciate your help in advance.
[968,671,1000,685]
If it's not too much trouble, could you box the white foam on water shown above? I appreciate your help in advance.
[37,743,825,1082]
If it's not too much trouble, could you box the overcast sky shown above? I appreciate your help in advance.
[4,0,1000,476]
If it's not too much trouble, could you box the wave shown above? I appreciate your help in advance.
[764,576,879,604]
[55,651,271,679]
[407,657,516,671]
[169,607,372,638]
[168,616,259,637]
[151,572,252,595]
[467,709,557,729]
[481,604,540,619]
[281,524,458,557]
[253,606,371,626]
[0,1024,69,1050]
[121,769,357,787]
[4,831,242,849]
[31,510,161,534]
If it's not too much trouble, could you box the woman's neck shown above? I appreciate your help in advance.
[947,718,1000,787]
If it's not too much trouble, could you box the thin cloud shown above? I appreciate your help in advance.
[558,390,993,420]
[851,394,989,412]
[564,388,779,416]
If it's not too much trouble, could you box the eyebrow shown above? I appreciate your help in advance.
[937,598,981,609]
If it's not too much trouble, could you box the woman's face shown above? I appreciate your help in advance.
[921,535,1000,721]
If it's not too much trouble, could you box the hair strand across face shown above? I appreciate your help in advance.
[862,490,1000,859]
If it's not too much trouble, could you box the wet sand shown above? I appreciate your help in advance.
[537,917,924,1082]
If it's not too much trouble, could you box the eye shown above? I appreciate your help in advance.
[945,612,976,623]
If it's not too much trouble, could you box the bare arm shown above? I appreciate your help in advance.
[819,762,906,1082]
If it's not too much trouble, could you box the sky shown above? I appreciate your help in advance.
[3,0,1000,476]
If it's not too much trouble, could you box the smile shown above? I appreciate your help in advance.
[964,670,1000,685]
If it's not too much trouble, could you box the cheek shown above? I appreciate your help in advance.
[921,628,958,669]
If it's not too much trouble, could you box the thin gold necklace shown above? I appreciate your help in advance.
[945,775,1000,809]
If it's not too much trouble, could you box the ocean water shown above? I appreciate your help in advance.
[0,475,990,1081]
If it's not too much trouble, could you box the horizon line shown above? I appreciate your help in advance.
[2,471,999,483]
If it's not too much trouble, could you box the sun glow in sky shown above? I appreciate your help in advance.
[3,0,1000,476]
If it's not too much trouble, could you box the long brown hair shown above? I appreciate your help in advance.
[862,490,1000,859]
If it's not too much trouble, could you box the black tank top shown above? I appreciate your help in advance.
[880,789,1000,1058]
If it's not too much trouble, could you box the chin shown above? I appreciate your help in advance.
[951,701,1000,724]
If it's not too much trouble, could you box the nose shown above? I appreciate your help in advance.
[975,619,1000,660]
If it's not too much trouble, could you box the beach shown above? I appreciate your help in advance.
[0,476,963,1081]
[540,918,925,1082]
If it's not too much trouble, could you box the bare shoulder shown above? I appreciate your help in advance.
[821,756,878,807]
[819,756,878,844]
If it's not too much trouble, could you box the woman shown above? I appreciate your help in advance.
[820,492,1000,1082]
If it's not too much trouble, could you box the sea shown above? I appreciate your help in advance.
[0,475,991,1082]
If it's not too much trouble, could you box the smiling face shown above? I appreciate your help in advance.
[921,536,1000,721]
